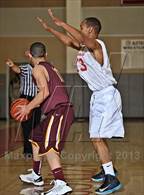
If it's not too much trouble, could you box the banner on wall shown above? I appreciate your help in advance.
[121,39,144,69]
[121,0,144,5]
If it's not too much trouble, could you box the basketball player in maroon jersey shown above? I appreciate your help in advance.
[17,42,74,195]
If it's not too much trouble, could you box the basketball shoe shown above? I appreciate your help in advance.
[20,186,44,195]
[19,169,44,186]
[91,167,118,182]
[41,179,72,195]
[95,174,122,195]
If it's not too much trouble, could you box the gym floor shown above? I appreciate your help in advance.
[0,119,143,195]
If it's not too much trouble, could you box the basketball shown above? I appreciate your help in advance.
[10,98,31,122]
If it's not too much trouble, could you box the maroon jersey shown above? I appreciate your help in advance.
[39,61,70,114]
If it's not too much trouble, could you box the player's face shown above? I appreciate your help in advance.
[80,21,90,36]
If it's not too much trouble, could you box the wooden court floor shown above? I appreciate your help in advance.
[0,119,143,195]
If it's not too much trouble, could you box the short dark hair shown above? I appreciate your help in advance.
[84,17,102,33]
[30,42,46,57]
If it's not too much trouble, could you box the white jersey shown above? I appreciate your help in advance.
[76,39,117,91]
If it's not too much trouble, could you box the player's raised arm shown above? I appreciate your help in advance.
[48,9,83,44]
[48,9,100,51]
[37,17,80,50]
[6,59,21,74]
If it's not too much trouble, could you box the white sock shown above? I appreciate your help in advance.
[102,161,115,176]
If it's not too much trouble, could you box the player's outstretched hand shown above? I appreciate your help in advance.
[15,105,30,122]
[37,17,50,31]
[6,59,14,67]
[48,8,63,26]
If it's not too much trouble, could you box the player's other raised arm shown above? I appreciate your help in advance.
[48,9,101,51]
[37,17,80,50]
[48,9,83,43]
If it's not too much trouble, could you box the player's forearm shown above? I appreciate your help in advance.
[27,90,49,111]
[48,9,82,43]
[11,64,21,74]
[61,22,83,43]
[47,27,75,46]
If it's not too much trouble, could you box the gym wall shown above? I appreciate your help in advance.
[0,0,144,118]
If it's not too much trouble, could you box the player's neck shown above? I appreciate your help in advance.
[34,57,46,66]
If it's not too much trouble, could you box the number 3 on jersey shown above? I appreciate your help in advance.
[77,58,87,72]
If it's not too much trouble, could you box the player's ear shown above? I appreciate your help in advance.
[25,51,32,59]
[45,52,48,57]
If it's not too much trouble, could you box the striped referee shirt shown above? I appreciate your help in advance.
[19,64,37,97]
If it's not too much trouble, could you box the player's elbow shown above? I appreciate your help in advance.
[40,89,49,102]
[66,40,80,50]
[43,90,49,99]
[65,39,73,46]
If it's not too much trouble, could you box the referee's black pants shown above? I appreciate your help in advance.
[20,95,41,155]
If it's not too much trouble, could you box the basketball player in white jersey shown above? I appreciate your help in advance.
[37,9,125,195]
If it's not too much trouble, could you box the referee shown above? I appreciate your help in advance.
[7,59,41,157]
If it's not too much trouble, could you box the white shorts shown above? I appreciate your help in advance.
[89,86,125,138]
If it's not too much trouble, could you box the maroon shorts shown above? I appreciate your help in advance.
[29,105,74,156]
